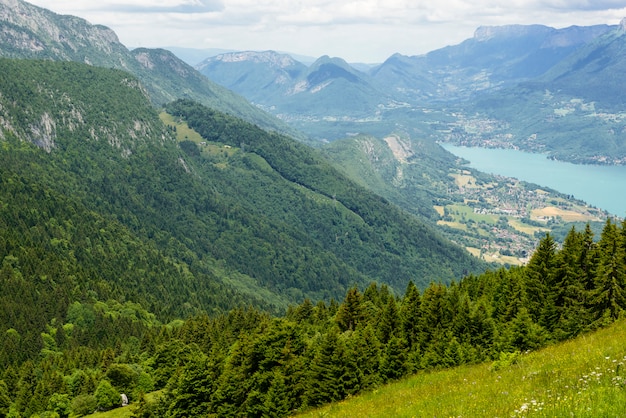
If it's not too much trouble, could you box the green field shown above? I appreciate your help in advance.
[298,319,626,417]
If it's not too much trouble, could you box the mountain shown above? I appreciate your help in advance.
[0,57,488,366]
[197,51,393,139]
[460,21,626,163]
[0,0,300,138]
[537,19,626,108]
[162,46,235,66]
[370,23,615,102]
[194,22,623,156]
[196,50,309,104]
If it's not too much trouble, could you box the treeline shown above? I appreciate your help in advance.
[3,220,625,417]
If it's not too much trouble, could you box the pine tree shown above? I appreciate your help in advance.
[379,336,408,381]
[167,350,215,418]
[418,283,450,349]
[525,233,557,323]
[348,324,381,390]
[590,219,626,324]
[305,329,352,407]
[335,286,364,332]
[552,227,589,339]
[581,224,599,292]
[262,370,291,418]
[378,296,401,344]
[401,281,421,351]
[0,380,10,417]
[501,307,547,352]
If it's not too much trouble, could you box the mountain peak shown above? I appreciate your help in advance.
[211,50,299,69]
[473,24,553,41]
[620,17,626,32]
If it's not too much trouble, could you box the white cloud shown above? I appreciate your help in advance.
[26,0,626,62]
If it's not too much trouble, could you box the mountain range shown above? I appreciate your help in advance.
[0,0,305,140]
[195,21,626,163]
[0,0,489,366]
[1,2,625,417]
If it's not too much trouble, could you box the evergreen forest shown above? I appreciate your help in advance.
[0,57,488,416]
[2,220,626,417]
[1,3,626,417]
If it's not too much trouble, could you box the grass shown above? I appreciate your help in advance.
[509,218,549,236]
[159,112,204,143]
[437,220,468,230]
[531,206,597,223]
[296,319,626,417]
[82,392,163,418]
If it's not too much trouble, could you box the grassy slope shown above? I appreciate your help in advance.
[298,319,626,417]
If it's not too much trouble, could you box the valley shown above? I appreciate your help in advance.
[1,1,626,417]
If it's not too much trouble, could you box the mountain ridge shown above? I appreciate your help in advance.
[0,0,303,139]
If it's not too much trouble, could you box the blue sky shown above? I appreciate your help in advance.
[28,0,626,63]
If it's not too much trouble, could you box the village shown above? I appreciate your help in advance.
[435,169,608,265]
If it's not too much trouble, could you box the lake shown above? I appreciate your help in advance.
[441,144,626,217]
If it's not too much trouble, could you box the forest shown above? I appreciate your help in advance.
[0,5,625,416]
[1,220,625,417]
[0,58,488,416]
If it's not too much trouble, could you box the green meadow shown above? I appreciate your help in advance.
[298,319,626,417]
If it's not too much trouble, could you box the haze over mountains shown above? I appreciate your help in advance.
[195,20,626,164]
[1,2,626,417]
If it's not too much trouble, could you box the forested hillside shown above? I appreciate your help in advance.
[3,217,624,417]
[0,56,489,410]
[0,0,299,138]
[162,99,484,292]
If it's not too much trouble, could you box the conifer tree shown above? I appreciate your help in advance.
[262,370,291,418]
[0,380,10,417]
[305,329,352,407]
[525,233,557,323]
[581,223,599,292]
[591,219,626,324]
[468,299,495,358]
[379,336,408,380]
[401,281,421,351]
[552,227,589,338]
[501,307,547,352]
[167,351,215,418]
[418,283,450,348]
[335,286,364,332]
[378,296,401,344]
[348,324,382,390]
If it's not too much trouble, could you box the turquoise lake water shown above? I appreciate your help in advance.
[441,144,626,217]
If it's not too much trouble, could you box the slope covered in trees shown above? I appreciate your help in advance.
[2,220,625,417]
[163,99,485,293]
[0,57,487,380]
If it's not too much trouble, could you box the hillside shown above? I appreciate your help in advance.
[299,318,626,417]
[320,134,608,265]
[0,57,487,367]
[28,221,624,418]
[0,0,300,138]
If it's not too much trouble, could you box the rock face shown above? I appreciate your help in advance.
[0,0,296,135]
[0,0,127,63]
[473,24,554,42]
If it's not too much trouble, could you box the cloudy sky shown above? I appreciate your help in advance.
[28,0,626,63]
